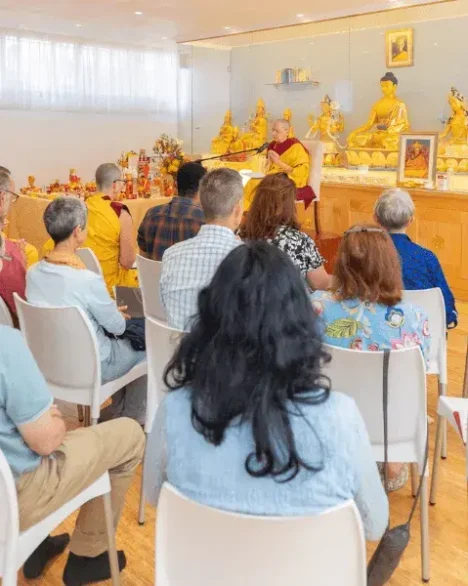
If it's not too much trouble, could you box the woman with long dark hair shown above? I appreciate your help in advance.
[145,242,388,541]
[239,173,330,291]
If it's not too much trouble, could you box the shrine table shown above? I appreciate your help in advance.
[320,182,468,301]
[5,195,170,252]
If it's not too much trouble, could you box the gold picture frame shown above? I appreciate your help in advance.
[397,132,438,187]
[386,28,414,68]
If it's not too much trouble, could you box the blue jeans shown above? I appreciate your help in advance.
[100,338,147,424]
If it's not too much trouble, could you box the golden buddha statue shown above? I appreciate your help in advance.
[240,98,268,150]
[439,88,468,156]
[283,108,295,138]
[307,95,345,165]
[211,110,235,154]
[347,72,410,152]
[229,127,244,153]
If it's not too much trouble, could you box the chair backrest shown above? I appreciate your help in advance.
[145,317,183,431]
[0,297,13,328]
[322,345,427,467]
[402,288,446,378]
[156,483,366,586]
[76,247,103,276]
[14,295,101,410]
[0,448,20,582]
[136,255,166,322]
[303,140,323,200]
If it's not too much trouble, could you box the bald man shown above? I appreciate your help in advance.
[244,119,315,211]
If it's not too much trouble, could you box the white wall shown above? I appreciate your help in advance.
[229,13,468,141]
[0,110,177,187]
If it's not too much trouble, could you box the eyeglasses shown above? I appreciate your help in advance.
[113,179,128,185]
[1,189,20,203]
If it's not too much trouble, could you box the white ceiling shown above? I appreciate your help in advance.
[0,0,451,47]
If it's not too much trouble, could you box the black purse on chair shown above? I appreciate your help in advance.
[367,349,429,586]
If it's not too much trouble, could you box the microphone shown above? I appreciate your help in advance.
[256,142,269,154]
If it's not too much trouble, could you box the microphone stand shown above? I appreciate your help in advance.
[194,145,267,165]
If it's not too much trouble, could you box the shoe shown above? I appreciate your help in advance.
[63,550,126,586]
[23,533,70,579]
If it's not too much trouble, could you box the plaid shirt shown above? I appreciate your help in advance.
[160,225,242,330]
[137,196,205,261]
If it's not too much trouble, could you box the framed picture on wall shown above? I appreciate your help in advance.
[386,28,414,68]
[397,132,438,186]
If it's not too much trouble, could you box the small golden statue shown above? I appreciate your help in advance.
[211,110,235,154]
[239,98,268,150]
[437,87,468,172]
[307,95,345,165]
[283,108,295,138]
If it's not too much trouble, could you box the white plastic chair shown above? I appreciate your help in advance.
[322,344,430,582]
[430,396,468,502]
[14,294,147,426]
[0,297,13,327]
[76,247,103,276]
[156,483,366,586]
[138,318,183,524]
[136,255,166,322]
[403,288,448,458]
[0,449,120,586]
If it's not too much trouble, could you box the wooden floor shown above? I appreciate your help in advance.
[12,306,468,586]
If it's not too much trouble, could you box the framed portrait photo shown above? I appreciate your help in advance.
[386,28,414,68]
[397,132,438,186]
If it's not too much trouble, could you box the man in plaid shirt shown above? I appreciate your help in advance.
[137,163,207,261]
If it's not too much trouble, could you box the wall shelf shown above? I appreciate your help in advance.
[266,80,320,88]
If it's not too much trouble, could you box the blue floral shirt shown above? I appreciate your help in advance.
[390,234,457,328]
[311,291,431,364]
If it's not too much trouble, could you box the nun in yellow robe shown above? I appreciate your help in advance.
[244,119,315,211]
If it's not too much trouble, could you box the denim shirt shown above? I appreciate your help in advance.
[26,261,125,362]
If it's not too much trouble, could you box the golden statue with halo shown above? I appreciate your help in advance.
[211,110,235,155]
[306,95,345,166]
[437,87,468,173]
[283,108,295,138]
[239,98,269,150]
[346,72,410,168]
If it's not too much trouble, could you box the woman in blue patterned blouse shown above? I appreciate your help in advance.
[311,225,431,491]
[375,188,457,328]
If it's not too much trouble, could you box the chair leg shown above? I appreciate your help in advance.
[439,382,448,459]
[138,433,149,525]
[77,405,84,423]
[91,418,99,426]
[84,406,91,427]
[313,200,321,236]
[463,341,468,398]
[420,474,430,582]
[411,463,419,497]
[430,415,444,505]
[103,492,120,586]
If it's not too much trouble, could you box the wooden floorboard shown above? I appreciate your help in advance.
[11,304,468,586]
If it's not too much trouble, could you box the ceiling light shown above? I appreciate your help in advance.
[224,26,231,30]
[75,23,82,27]
[162,36,168,40]
[135,11,143,15]
[296,13,304,18]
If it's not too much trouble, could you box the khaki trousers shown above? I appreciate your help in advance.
[16,418,145,557]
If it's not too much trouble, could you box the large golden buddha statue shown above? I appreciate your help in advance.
[283,108,295,138]
[240,98,268,150]
[348,72,410,152]
[211,110,235,154]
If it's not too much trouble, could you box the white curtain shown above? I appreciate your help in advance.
[0,30,177,115]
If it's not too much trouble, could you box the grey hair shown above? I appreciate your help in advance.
[199,168,243,220]
[0,171,12,191]
[95,163,121,191]
[44,197,88,245]
[274,118,291,131]
[374,188,415,231]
